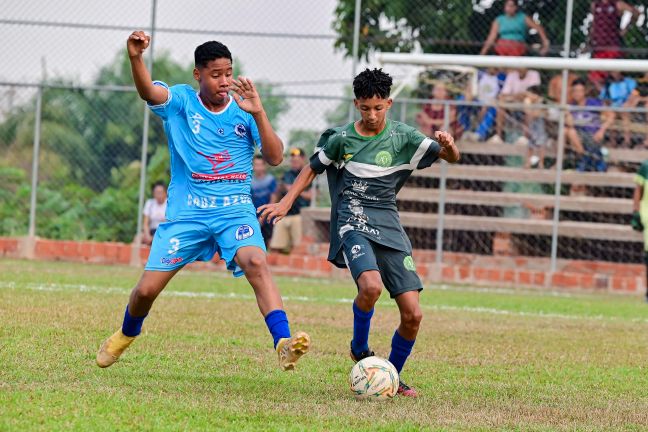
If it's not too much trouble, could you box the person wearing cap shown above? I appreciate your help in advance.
[269,148,312,253]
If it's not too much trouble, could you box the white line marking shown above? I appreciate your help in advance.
[1,281,646,324]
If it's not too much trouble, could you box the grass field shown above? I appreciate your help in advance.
[1,259,648,431]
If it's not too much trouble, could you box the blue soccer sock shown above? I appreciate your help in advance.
[388,330,416,373]
[351,301,374,355]
[121,305,147,337]
[265,309,291,349]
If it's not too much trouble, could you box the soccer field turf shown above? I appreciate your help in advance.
[1,259,648,431]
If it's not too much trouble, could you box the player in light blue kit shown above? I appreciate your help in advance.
[96,31,310,371]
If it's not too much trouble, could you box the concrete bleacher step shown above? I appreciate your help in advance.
[457,140,648,164]
[396,188,632,214]
[414,164,635,187]
[302,208,642,243]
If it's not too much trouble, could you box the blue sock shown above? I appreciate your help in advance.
[265,309,291,349]
[388,330,416,373]
[351,301,374,355]
[121,306,147,337]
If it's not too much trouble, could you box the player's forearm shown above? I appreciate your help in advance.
[280,165,317,207]
[253,110,283,166]
[633,186,642,212]
[129,54,166,104]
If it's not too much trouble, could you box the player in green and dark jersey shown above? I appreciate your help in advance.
[258,68,460,397]
[632,160,648,302]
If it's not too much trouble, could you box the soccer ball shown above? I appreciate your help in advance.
[349,356,399,400]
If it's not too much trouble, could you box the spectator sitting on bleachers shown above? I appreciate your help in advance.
[599,71,637,147]
[416,82,462,139]
[566,79,613,174]
[588,0,640,89]
[251,155,278,248]
[522,86,548,169]
[480,0,549,57]
[462,68,502,142]
[488,68,541,146]
[626,72,648,148]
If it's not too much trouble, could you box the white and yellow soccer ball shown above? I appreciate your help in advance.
[349,356,399,401]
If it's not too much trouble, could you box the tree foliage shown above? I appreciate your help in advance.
[0,51,288,242]
[333,0,648,59]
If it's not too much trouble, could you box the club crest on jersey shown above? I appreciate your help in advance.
[235,224,254,241]
[234,123,247,138]
[217,128,225,136]
[375,151,392,167]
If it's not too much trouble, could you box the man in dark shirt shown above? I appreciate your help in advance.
[269,148,312,253]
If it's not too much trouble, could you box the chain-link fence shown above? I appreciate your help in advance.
[2,0,648,271]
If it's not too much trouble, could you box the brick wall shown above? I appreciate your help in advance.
[0,236,644,294]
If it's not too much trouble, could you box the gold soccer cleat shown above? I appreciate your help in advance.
[276,331,311,371]
[96,329,136,368]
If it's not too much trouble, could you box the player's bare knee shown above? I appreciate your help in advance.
[134,280,161,302]
[239,252,268,273]
[401,308,423,330]
[357,274,382,303]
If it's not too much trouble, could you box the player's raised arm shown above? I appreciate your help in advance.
[127,31,168,106]
[258,164,317,225]
[231,77,284,166]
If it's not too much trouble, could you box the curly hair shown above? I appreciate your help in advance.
[352,68,393,99]
[194,41,232,68]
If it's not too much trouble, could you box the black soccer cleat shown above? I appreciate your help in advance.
[349,340,375,363]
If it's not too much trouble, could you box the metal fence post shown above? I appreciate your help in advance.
[435,102,450,269]
[131,0,158,266]
[347,0,361,123]
[24,78,44,258]
[550,0,575,273]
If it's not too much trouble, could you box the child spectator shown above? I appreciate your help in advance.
[462,68,501,142]
[600,71,637,147]
[522,86,548,168]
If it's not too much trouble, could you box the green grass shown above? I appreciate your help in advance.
[1,259,648,431]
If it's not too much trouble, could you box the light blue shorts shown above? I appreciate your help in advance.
[145,207,266,277]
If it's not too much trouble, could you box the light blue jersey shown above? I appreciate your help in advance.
[148,81,262,220]
[145,81,267,276]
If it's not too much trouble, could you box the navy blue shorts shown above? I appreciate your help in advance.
[341,231,423,298]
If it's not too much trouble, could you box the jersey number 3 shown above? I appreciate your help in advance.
[191,113,204,134]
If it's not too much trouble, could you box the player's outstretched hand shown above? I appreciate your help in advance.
[231,76,263,115]
[258,201,290,225]
[127,31,150,57]
[435,130,460,163]
[631,211,644,232]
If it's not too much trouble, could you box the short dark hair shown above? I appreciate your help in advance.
[572,78,587,87]
[194,41,232,68]
[151,180,166,193]
[353,68,393,99]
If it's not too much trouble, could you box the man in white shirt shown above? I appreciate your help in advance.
[488,69,541,145]
[142,180,167,245]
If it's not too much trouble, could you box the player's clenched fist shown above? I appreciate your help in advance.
[434,130,460,163]
[127,31,151,57]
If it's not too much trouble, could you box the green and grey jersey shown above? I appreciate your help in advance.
[310,120,441,268]
[635,160,648,211]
